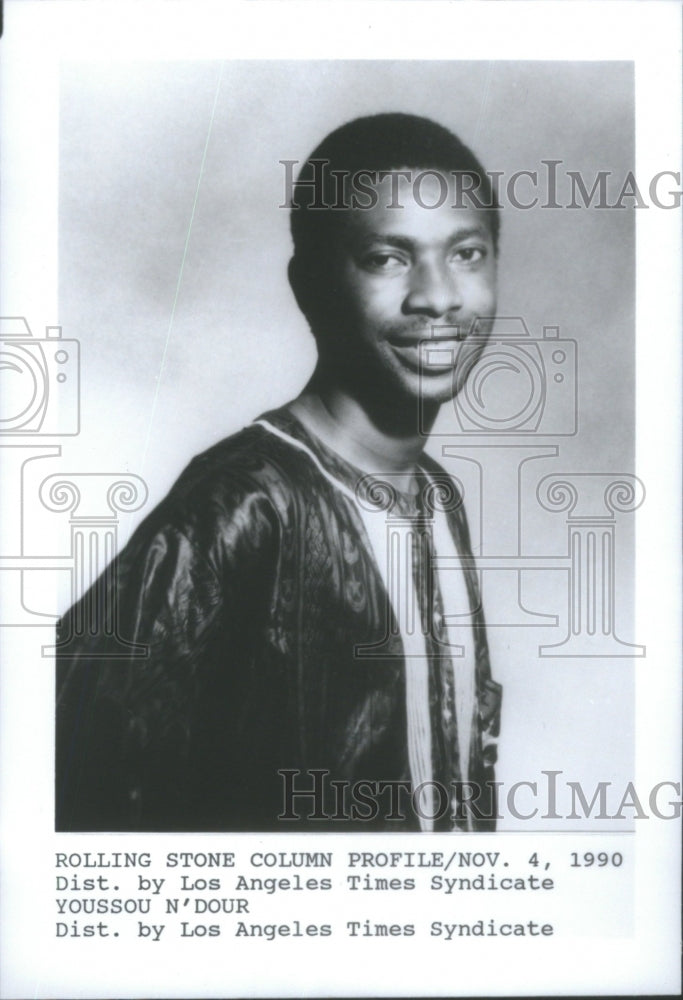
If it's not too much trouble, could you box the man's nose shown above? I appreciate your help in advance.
[402,259,462,318]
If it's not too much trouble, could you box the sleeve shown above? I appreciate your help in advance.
[55,479,279,831]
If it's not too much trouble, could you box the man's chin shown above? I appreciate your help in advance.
[406,359,477,404]
[414,376,464,406]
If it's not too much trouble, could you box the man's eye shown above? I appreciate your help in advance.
[361,252,406,272]
[452,246,486,265]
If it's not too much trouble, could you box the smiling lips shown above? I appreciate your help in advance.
[387,330,470,373]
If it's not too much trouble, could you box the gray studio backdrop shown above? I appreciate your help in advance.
[58,60,636,825]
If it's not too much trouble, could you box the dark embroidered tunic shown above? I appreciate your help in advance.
[56,408,501,831]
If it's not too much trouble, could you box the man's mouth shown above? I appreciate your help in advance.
[387,332,467,373]
[388,323,466,345]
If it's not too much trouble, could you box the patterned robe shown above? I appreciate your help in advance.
[56,407,501,831]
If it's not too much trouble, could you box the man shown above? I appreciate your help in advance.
[56,112,502,832]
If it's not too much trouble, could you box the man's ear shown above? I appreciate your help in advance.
[288,256,311,319]
[289,253,339,340]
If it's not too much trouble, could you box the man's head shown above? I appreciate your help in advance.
[288,113,500,406]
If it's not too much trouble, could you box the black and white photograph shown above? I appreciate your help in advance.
[0,1,680,997]
[52,57,641,835]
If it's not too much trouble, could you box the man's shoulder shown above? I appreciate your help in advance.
[167,412,316,515]
[105,415,316,575]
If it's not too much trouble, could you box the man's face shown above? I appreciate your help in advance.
[320,172,497,405]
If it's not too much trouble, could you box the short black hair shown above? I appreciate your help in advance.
[290,112,500,267]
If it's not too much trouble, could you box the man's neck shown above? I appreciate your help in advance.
[288,366,439,475]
